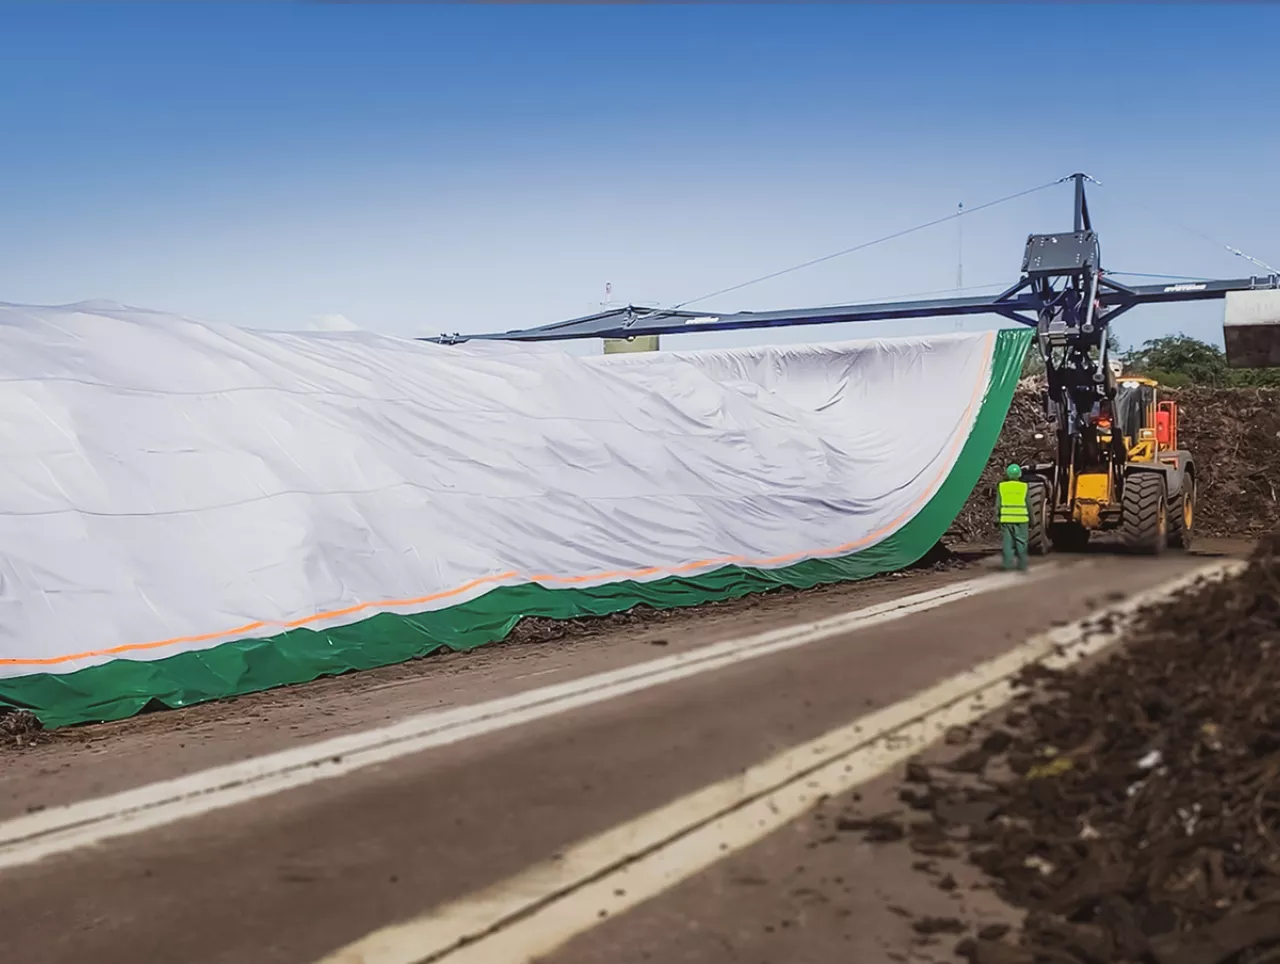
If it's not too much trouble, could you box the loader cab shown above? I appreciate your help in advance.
[1114,376,1178,462]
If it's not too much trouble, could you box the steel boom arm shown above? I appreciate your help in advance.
[429,174,1277,376]
[438,275,1278,344]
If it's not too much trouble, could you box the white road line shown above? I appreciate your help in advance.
[0,565,1050,873]
[316,560,1239,964]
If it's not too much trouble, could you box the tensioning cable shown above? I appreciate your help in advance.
[617,175,1074,327]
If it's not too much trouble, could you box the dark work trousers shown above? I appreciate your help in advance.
[1001,522,1029,571]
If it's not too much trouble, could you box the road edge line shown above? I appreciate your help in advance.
[314,560,1239,964]
[0,566,1047,872]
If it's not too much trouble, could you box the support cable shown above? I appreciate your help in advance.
[1098,184,1279,277]
[619,176,1071,326]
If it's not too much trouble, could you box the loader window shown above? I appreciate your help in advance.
[1113,383,1152,442]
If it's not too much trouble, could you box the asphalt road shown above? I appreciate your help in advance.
[0,548,1235,964]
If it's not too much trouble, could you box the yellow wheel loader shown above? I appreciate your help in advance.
[1023,375,1194,554]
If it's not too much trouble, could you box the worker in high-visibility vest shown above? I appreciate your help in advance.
[997,464,1030,572]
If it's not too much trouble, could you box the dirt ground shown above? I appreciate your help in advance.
[836,530,1280,964]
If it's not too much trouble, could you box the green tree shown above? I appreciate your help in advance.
[1125,333,1280,388]
[1126,334,1228,386]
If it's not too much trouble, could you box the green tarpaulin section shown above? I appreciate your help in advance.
[0,329,1031,727]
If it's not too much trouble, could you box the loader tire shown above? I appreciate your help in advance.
[1026,478,1051,556]
[1168,475,1195,550]
[1121,472,1168,556]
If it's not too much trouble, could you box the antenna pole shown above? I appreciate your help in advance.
[1071,173,1092,233]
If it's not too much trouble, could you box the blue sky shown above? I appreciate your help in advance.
[1,4,1277,351]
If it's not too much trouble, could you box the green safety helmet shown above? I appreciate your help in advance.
[1006,464,1023,480]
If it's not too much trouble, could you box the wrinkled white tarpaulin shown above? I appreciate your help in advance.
[0,301,1029,724]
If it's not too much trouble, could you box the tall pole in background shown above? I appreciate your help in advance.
[955,201,964,331]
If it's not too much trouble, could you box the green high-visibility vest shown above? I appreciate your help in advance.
[998,480,1030,524]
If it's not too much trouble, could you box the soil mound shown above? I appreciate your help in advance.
[953,386,1280,543]
[868,530,1280,963]
[1173,388,1280,538]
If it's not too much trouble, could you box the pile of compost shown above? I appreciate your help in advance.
[952,386,1280,543]
[876,531,1280,963]
[1174,388,1280,538]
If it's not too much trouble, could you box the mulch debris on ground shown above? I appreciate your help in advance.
[0,710,47,749]
[503,540,968,647]
[842,529,1280,964]
[953,385,1280,544]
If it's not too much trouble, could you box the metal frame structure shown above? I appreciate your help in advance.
[437,174,1275,351]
